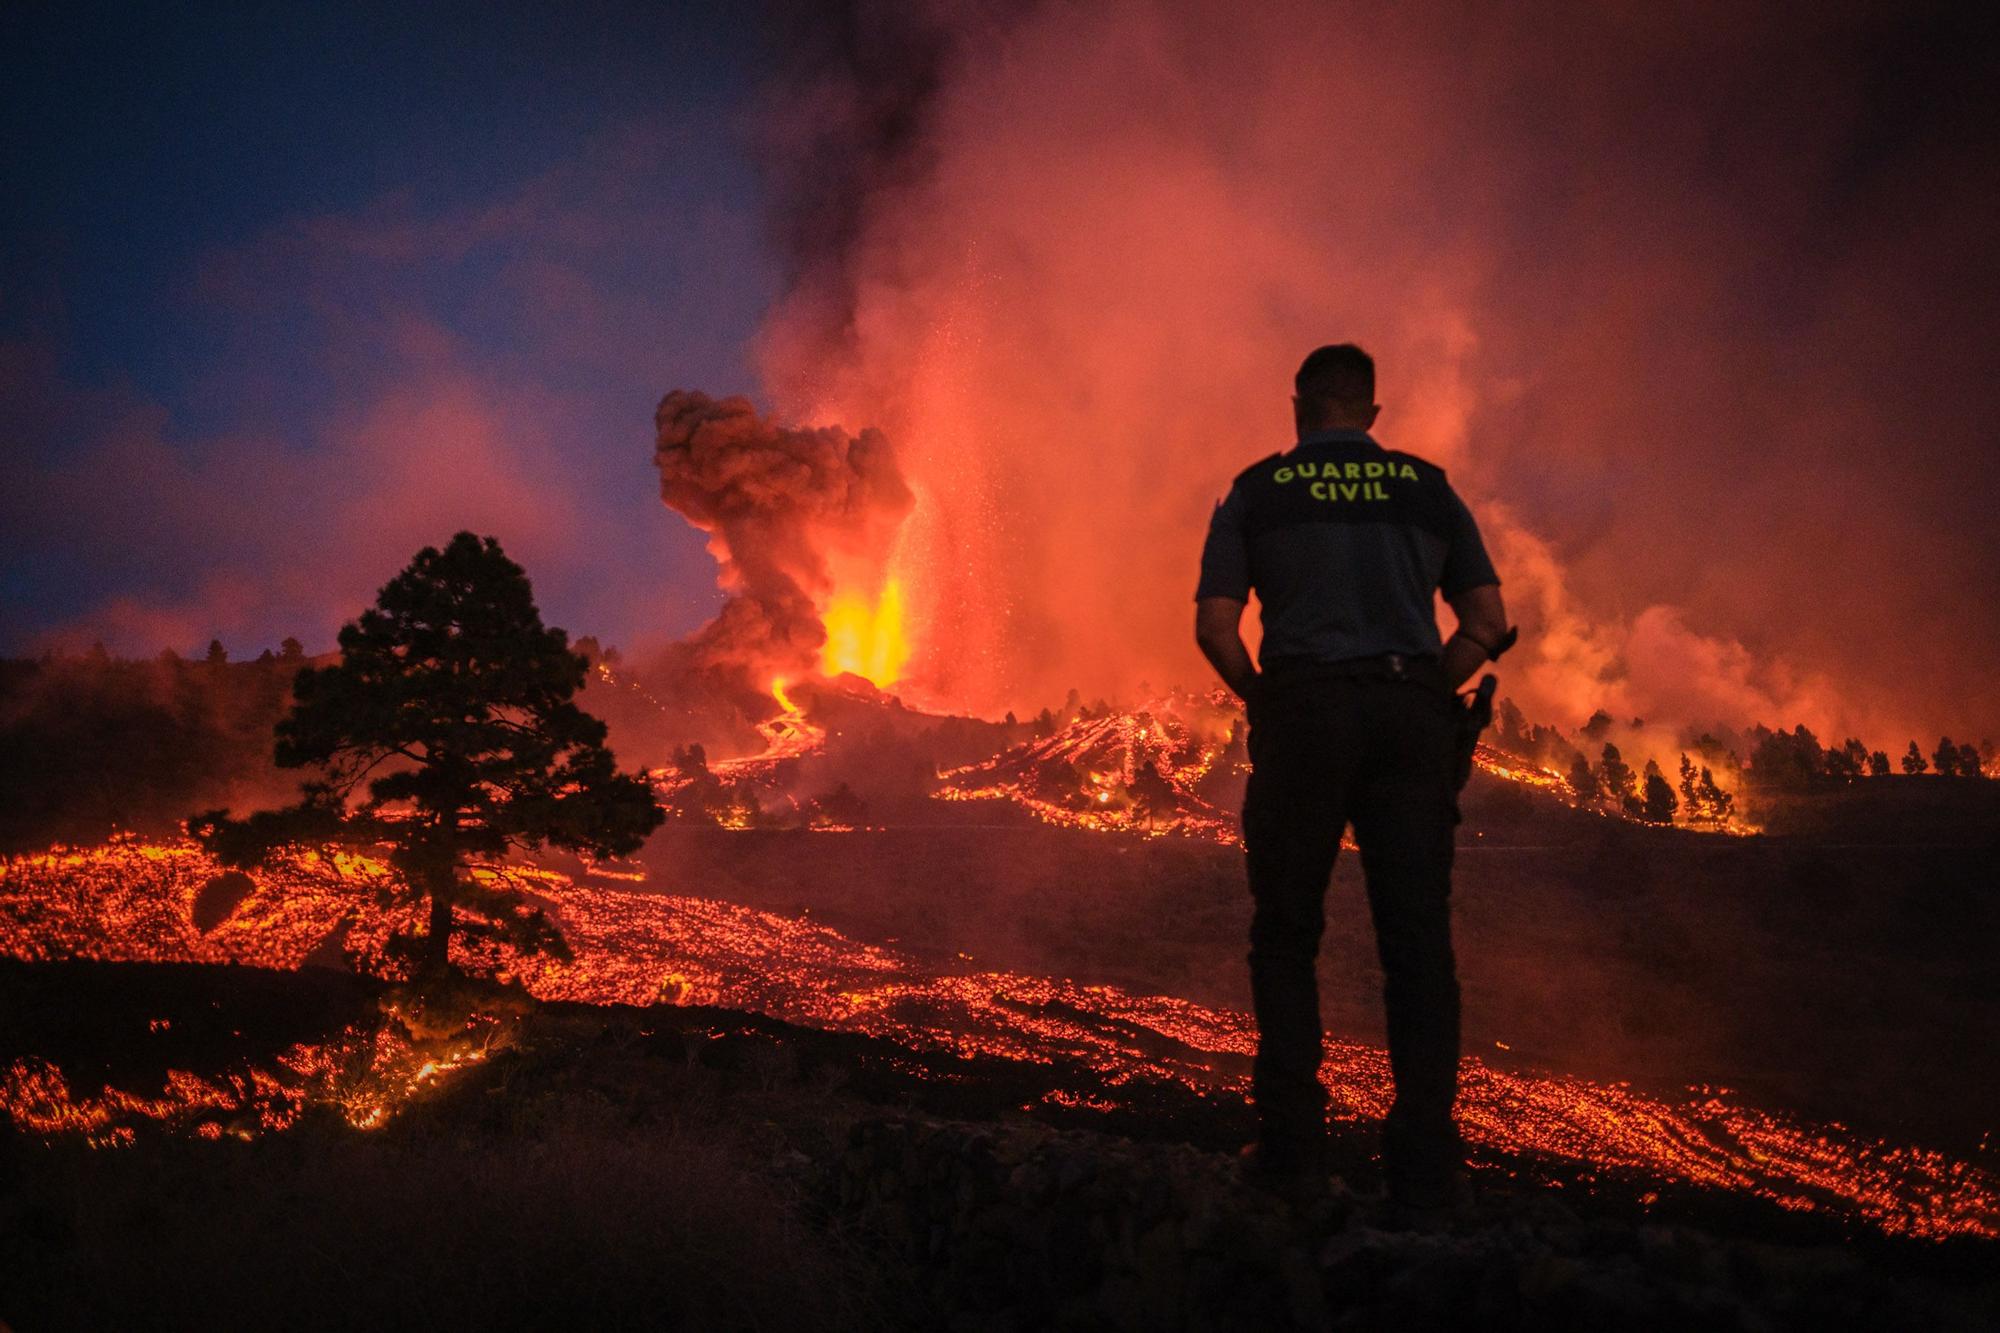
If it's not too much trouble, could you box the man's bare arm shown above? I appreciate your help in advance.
[1442,583,1508,689]
[1195,597,1259,702]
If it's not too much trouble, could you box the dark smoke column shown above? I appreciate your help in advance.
[654,390,913,686]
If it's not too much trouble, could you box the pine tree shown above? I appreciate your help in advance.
[1126,762,1177,828]
[1901,741,1927,775]
[809,781,869,829]
[1598,743,1636,808]
[192,533,663,977]
[1641,759,1678,823]
[1867,751,1890,778]
[1932,736,1958,777]
[1567,753,1599,800]
[1697,767,1734,821]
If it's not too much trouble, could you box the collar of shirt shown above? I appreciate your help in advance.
[1294,428,1379,448]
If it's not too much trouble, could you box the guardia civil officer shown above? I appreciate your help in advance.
[1194,343,1511,1222]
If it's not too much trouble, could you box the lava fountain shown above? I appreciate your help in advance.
[819,578,910,687]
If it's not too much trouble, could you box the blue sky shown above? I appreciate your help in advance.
[2,1,776,655]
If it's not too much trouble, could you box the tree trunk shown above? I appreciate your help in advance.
[420,871,454,977]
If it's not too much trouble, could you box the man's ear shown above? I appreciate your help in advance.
[1364,403,1381,428]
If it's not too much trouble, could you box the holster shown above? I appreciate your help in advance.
[1453,673,1499,792]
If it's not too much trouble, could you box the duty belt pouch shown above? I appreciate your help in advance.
[1453,674,1499,792]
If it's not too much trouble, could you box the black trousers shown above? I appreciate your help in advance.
[1242,670,1463,1191]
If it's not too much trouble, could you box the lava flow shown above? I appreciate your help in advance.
[935,695,1756,843]
[1,837,1993,1242]
[3,1015,500,1146]
[937,695,1243,843]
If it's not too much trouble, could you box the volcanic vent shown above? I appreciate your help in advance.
[653,389,914,696]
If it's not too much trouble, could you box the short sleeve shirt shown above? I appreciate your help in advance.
[1195,430,1499,665]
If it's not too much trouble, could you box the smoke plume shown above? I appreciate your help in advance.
[653,389,912,683]
[744,0,2000,746]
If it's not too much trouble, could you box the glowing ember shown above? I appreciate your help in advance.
[1473,743,1760,836]
[0,1015,500,1145]
[1,837,1993,1240]
[820,578,910,686]
[938,697,1241,843]
[939,696,1761,844]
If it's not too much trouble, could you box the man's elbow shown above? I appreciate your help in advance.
[1451,585,1509,645]
[1193,598,1245,650]
[1465,610,1509,645]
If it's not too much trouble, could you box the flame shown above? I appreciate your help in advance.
[820,579,909,687]
[770,677,799,714]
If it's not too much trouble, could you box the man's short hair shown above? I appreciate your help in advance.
[1295,344,1375,407]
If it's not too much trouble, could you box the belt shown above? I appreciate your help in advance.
[1261,653,1446,688]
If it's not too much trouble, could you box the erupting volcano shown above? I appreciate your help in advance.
[652,389,915,698]
[8,3,2000,1323]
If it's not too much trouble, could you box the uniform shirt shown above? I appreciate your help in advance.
[1195,429,1499,666]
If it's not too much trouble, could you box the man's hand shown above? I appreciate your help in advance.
[1195,597,1259,704]
[1442,583,1509,690]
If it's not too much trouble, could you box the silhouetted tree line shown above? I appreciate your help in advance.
[1743,724,1988,789]
[658,743,883,831]
[660,743,772,828]
[1487,697,1990,825]
[0,642,315,852]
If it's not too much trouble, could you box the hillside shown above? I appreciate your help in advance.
[3,958,1995,1332]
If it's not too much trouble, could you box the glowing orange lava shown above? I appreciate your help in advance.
[0,1010,502,1146]
[820,579,909,686]
[770,676,800,714]
[1,837,1994,1241]
[938,697,1241,843]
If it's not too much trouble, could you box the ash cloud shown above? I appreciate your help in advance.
[747,0,2000,747]
[653,389,912,682]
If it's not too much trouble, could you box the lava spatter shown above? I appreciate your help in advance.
[0,837,1991,1240]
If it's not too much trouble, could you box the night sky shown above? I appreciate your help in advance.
[6,1,1999,742]
[4,1,768,656]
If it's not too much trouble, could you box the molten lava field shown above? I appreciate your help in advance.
[2,835,1993,1247]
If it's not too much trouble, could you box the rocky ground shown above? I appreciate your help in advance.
[2,959,1994,1330]
[833,1114,1996,1331]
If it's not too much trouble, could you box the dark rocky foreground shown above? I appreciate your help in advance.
[1,959,1994,1331]
[832,1114,1996,1331]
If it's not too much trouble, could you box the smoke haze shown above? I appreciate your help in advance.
[2,115,765,666]
[748,0,2000,746]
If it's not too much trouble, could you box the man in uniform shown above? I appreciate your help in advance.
[1194,343,1511,1217]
